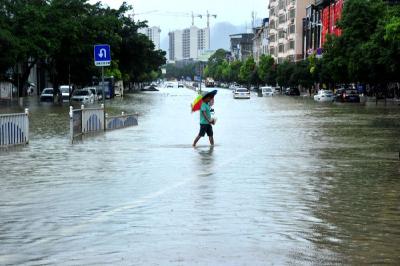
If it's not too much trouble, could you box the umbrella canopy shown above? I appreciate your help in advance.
[191,90,217,112]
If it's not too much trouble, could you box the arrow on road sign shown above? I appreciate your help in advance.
[98,48,107,58]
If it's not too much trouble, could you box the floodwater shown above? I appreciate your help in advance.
[1,87,399,265]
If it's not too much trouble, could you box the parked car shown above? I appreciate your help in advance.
[274,87,282,94]
[314,90,334,102]
[260,86,274,97]
[233,88,251,99]
[71,89,95,103]
[40,88,55,102]
[141,85,159,92]
[59,85,71,101]
[285,87,300,96]
[335,88,360,103]
[178,83,184,88]
[166,83,174,88]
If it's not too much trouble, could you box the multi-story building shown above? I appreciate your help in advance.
[230,33,255,61]
[138,26,161,50]
[168,26,210,61]
[302,0,399,59]
[302,0,344,59]
[253,18,270,64]
[268,0,313,63]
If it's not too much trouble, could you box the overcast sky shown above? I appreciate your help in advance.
[90,0,269,32]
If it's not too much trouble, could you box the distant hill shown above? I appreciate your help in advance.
[210,22,247,50]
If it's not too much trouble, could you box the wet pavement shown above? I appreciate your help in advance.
[1,87,400,265]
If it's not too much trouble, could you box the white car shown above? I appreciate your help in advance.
[71,89,95,103]
[314,90,334,102]
[260,86,274,96]
[233,88,251,99]
[59,85,71,101]
[40,88,55,102]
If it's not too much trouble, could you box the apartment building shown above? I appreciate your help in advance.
[138,26,161,50]
[230,33,255,61]
[268,0,313,63]
[168,26,210,61]
[253,18,270,64]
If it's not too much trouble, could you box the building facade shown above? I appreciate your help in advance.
[268,0,313,63]
[230,33,255,61]
[168,26,210,61]
[138,26,161,50]
[302,0,344,59]
[253,18,270,64]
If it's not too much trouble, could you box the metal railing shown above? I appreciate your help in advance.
[70,105,104,141]
[106,112,138,130]
[0,109,29,147]
[70,105,138,141]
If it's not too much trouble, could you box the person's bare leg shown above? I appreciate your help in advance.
[209,136,214,146]
[193,135,201,147]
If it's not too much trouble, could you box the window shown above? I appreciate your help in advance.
[278,30,285,39]
[278,0,285,9]
[269,34,276,42]
[269,47,276,55]
[289,40,295,50]
[278,43,284,53]
[289,24,295,34]
[289,9,296,20]
[279,14,286,24]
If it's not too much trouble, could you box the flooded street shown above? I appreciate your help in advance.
[1,88,400,265]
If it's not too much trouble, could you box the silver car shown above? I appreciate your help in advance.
[71,89,95,103]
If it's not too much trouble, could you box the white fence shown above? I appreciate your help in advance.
[0,109,29,147]
[70,105,138,142]
[106,112,138,130]
[69,105,104,141]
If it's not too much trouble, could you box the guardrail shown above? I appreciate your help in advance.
[0,109,29,147]
[70,105,138,142]
[106,112,138,130]
[70,105,104,141]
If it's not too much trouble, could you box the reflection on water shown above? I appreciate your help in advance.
[0,91,399,265]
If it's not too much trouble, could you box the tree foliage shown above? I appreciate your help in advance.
[0,0,166,94]
[321,0,399,85]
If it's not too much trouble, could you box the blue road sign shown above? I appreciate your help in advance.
[94,44,111,66]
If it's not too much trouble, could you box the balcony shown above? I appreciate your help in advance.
[315,0,331,7]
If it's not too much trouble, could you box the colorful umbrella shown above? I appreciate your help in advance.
[191,90,217,112]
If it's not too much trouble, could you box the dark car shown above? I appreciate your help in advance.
[285,87,300,96]
[335,88,360,103]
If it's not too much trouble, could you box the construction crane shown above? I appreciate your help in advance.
[206,11,217,28]
[206,11,217,49]
[131,10,159,19]
[191,12,203,26]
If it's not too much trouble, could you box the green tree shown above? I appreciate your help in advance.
[205,49,228,78]
[239,56,257,87]
[276,61,294,88]
[257,55,276,86]
[230,60,242,83]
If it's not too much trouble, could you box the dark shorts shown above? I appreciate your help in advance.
[199,124,213,137]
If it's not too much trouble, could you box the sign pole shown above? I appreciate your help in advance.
[94,44,110,105]
[102,66,105,105]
